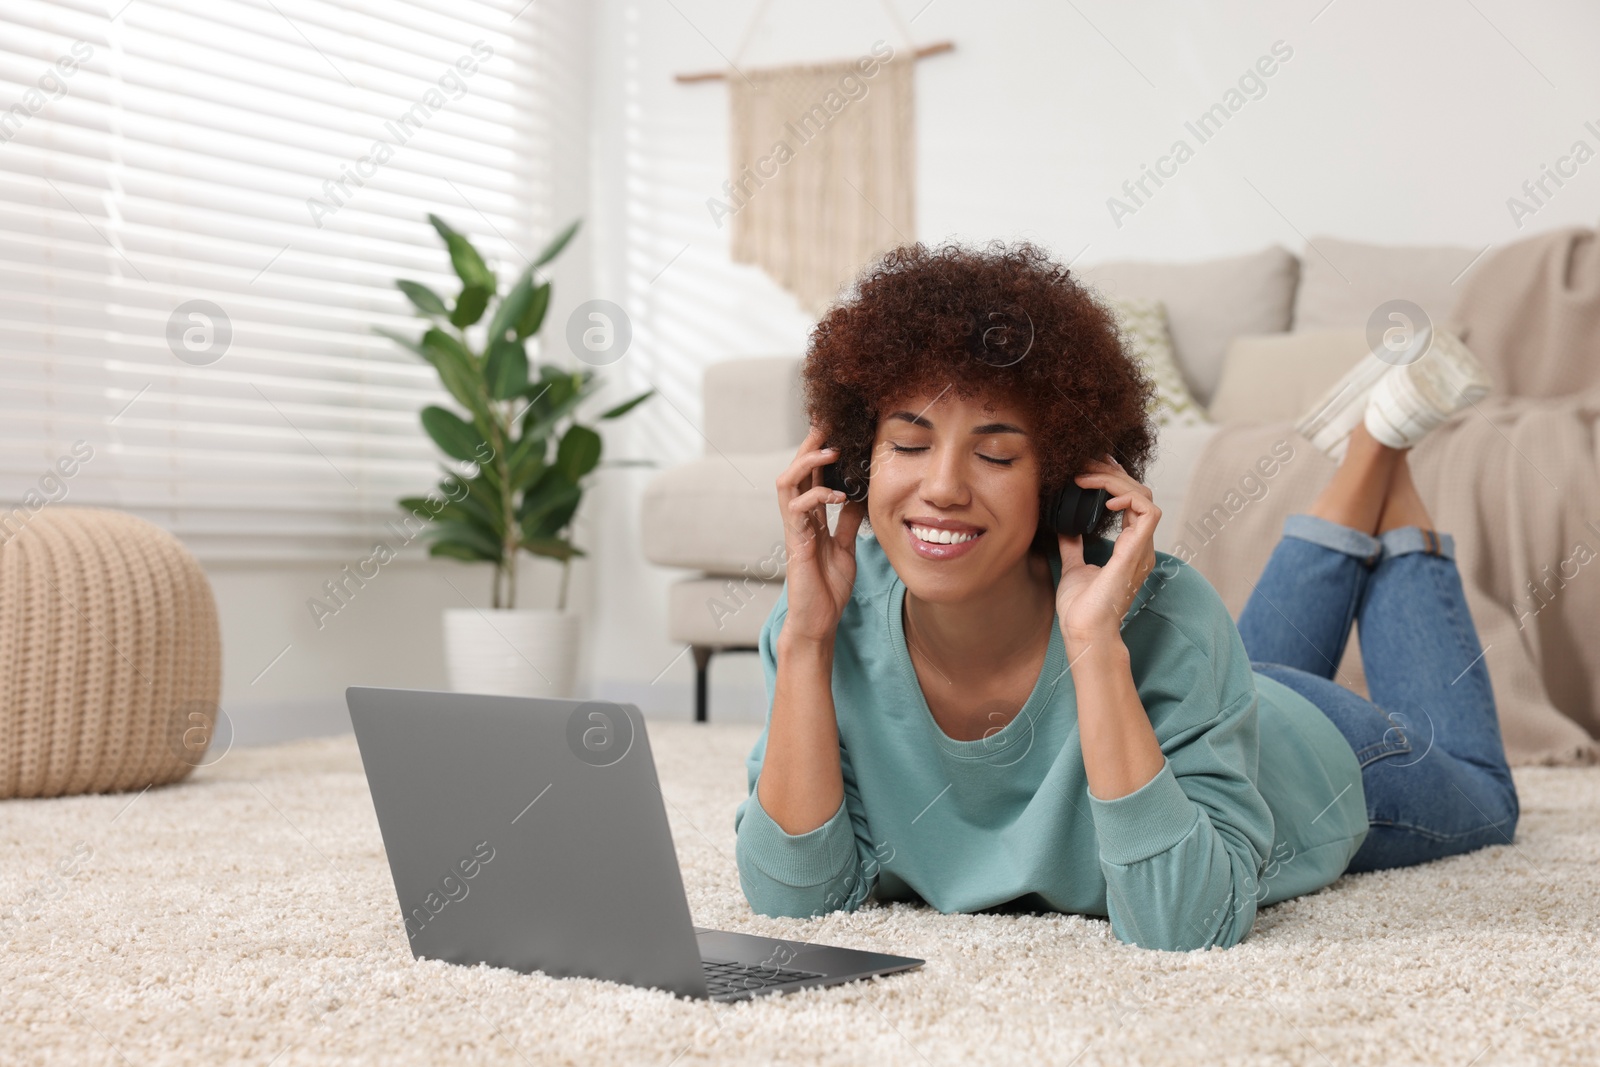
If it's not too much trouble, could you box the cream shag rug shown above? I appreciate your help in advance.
[4,722,1599,1066]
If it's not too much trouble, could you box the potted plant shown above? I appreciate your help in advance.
[380,214,651,696]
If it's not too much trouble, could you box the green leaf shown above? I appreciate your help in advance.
[520,367,593,440]
[517,463,562,502]
[517,282,551,340]
[521,476,579,524]
[528,364,580,409]
[522,496,581,539]
[514,458,548,492]
[512,457,550,495]
[474,463,505,503]
[522,536,585,562]
[431,519,503,561]
[427,213,460,243]
[420,328,486,417]
[402,481,502,537]
[459,471,508,529]
[599,390,654,420]
[421,326,474,368]
[397,495,446,520]
[518,468,581,536]
[420,405,487,463]
[442,475,504,535]
[556,424,602,481]
[485,337,529,400]
[488,270,534,343]
[397,280,449,317]
[506,434,547,489]
[533,219,581,268]
[518,468,581,538]
[444,232,495,292]
[450,285,490,329]
[375,326,427,360]
[429,539,495,563]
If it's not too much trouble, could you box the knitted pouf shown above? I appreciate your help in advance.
[0,507,222,798]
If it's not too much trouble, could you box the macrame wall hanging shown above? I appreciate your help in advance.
[677,2,953,316]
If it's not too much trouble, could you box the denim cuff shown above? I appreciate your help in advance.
[1378,525,1456,560]
[1282,514,1382,563]
[1282,515,1455,563]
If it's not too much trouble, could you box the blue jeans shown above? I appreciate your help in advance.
[1237,515,1520,873]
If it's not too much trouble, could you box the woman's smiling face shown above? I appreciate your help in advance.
[868,388,1044,603]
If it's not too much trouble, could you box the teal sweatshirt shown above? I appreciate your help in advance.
[733,532,1369,951]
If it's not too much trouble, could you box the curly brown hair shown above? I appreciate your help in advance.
[802,240,1157,540]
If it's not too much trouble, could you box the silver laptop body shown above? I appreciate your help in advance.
[346,686,923,1002]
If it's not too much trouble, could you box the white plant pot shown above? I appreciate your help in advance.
[443,608,581,698]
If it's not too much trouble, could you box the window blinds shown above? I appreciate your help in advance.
[0,0,557,560]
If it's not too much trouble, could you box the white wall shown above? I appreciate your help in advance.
[221,0,1600,737]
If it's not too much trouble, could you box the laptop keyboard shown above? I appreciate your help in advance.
[701,957,824,997]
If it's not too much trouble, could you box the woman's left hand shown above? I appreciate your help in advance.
[1055,455,1161,646]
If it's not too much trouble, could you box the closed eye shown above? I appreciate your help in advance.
[890,443,1014,465]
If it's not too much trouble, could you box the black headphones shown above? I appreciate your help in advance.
[820,453,1109,538]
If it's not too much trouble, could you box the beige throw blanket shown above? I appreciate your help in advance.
[1176,225,1600,766]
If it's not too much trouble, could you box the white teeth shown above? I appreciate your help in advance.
[910,524,978,545]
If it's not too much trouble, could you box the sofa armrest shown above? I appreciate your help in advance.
[641,450,791,573]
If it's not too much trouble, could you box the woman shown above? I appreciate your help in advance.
[733,241,1520,951]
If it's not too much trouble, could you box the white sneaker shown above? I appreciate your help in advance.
[1293,341,1409,462]
[1364,329,1491,449]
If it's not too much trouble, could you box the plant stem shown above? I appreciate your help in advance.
[500,405,517,610]
[506,536,518,610]
[479,384,516,612]
[557,559,571,613]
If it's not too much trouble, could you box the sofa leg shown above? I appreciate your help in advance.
[692,646,714,723]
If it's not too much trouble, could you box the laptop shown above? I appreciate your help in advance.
[345,686,924,1002]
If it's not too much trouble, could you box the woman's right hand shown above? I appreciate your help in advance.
[776,426,869,645]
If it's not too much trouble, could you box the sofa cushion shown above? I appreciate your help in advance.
[1207,330,1368,424]
[702,357,807,455]
[1109,297,1209,430]
[1291,236,1486,333]
[640,450,790,573]
[1077,245,1298,409]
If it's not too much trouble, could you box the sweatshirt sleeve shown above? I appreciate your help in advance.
[1086,567,1277,952]
[734,593,882,918]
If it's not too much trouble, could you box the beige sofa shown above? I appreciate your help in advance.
[640,237,1489,720]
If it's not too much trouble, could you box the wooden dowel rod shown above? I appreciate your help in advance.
[674,39,953,84]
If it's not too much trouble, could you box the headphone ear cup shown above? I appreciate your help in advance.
[1048,483,1108,537]
[821,456,869,502]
